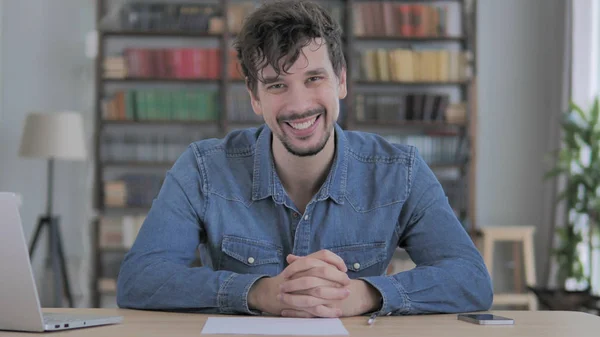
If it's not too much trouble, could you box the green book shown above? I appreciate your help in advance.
[135,90,147,120]
[186,91,198,120]
[125,91,136,120]
[157,91,168,120]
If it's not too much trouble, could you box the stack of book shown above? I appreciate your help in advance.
[359,49,470,82]
[353,2,454,37]
[355,93,450,122]
[101,133,196,163]
[103,174,164,208]
[445,103,468,124]
[384,135,459,164]
[103,56,127,79]
[102,89,219,122]
[119,2,223,33]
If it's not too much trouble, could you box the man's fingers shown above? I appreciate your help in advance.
[288,266,351,286]
[277,292,330,308]
[280,310,315,318]
[287,250,347,273]
[281,258,327,279]
[307,305,343,318]
[282,259,351,286]
[304,286,350,300]
[281,305,342,318]
[280,276,339,293]
[286,254,300,264]
[313,250,348,273]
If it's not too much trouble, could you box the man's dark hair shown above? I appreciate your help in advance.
[233,0,346,97]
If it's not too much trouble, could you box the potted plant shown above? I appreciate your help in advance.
[529,98,600,312]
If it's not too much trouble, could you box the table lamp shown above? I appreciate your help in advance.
[19,111,87,308]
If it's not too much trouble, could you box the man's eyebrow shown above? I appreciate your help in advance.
[261,75,281,85]
[305,68,327,76]
[260,68,328,86]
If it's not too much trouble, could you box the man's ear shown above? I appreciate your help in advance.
[338,67,347,99]
[246,79,263,116]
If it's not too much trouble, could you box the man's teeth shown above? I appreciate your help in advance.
[289,116,317,130]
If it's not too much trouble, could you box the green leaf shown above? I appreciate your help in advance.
[544,167,565,180]
[591,97,599,127]
[570,101,589,123]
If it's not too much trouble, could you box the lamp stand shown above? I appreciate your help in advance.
[28,158,74,307]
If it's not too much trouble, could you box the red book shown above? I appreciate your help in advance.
[208,48,220,79]
[154,49,167,78]
[137,49,152,78]
[164,50,176,78]
[412,5,427,37]
[190,49,204,78]
[123,48,137,77]
[398,5,412,37]
[182,48,195,79]
[171,49,186,79]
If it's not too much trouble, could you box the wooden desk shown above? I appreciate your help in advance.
[1,309,599,336]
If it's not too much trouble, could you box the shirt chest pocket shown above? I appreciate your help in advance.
[328,242,387,278]
[218,235,283,276]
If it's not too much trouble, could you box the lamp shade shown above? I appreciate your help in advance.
[19,112,87,160]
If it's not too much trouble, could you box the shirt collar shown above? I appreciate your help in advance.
[252,123,348,205]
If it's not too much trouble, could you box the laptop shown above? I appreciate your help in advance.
[0,192,123,332]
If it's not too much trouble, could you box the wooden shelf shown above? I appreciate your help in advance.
[353,120,465,129]
[355,80,470,86]
[101,119,219,126]
[99,246,130,253]
[102,161,174,168]
[354,36,464,42]
[103,206,151,213]
[379,0,463,2]
[429,163,463,169]
[101,30,221,38]
[102,77,222,84]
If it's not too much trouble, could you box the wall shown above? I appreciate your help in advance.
[476,0,567,291]
[0,0,96,307]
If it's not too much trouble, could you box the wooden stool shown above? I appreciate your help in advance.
[481,226,538,310]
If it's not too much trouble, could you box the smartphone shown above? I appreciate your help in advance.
[457,314,515,325]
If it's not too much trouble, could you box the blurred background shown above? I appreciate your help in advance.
[0,0,598,314]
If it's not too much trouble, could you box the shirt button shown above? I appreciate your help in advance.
[304,215,309,220]
[247,257,255,264]
[292,213,299,218]
[353,262,361,269]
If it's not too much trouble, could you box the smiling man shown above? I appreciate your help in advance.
[116,0,493,318]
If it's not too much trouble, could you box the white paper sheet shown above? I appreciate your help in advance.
[200,317,349,335]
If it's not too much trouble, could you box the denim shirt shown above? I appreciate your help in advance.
[117,123,493,315]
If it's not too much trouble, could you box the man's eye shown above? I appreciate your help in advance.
[307,76,323,82]
[268,83,285,90]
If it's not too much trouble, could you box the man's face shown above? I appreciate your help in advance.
[248,39,347,157]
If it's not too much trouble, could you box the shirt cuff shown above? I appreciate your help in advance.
[360,275,411,315]
[217,273,269,315]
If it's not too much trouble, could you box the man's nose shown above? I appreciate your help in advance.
[285,84,315,113]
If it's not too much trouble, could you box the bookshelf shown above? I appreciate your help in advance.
[92,0,478,307]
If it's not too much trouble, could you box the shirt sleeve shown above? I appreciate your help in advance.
[116,146,267,314]
[360,148,493,315]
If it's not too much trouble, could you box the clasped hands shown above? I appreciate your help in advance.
[248,250,381,318]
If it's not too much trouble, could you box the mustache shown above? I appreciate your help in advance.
[277,107,325,123]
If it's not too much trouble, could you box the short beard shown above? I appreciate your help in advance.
[276,107,330,157]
